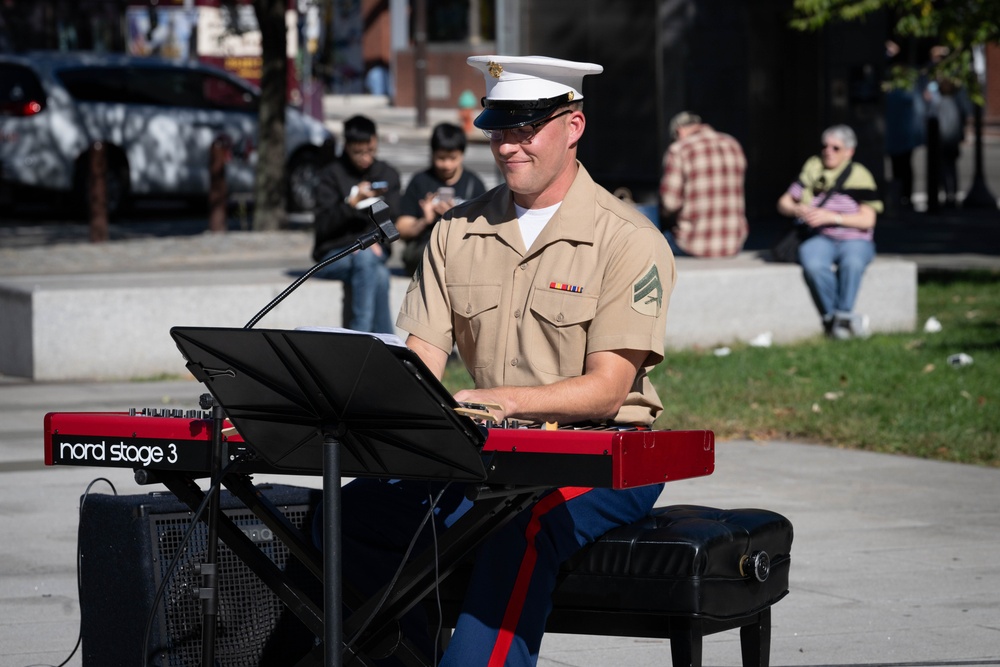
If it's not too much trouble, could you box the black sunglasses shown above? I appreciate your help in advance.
[482,109,573,144]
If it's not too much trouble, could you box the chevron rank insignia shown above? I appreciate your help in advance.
[631,264,663,316]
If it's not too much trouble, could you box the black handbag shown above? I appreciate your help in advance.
[770,224,813,263]
[770,163,854,263]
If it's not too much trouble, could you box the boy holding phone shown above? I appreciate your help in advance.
[312,114,402,333]
[396,122,487,275]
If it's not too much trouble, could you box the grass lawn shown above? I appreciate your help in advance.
[443,270,1000,467]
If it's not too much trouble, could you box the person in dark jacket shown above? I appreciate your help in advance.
[312,114,401,333]
[395,122,487,275]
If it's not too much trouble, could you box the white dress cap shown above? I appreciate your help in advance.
[467,55,603,130]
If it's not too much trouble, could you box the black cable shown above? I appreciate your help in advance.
[140,462,237,666]
[23,477,118,667]
[344,482,450,651]
[429,490,443,667]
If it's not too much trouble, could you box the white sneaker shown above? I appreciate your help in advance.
[852,314,871,339]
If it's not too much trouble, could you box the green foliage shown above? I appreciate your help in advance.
[790,0,1000,102]
[792,0,1000,42]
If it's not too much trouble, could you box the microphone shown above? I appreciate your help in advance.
[243,200,399,329]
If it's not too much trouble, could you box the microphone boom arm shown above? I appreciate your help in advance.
[244,200,399,329]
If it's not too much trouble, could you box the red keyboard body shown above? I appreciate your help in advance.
[44,412,714,489]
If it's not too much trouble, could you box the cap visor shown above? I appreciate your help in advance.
[473,107,558,130]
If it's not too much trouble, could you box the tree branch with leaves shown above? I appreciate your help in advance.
[791,0,1000,102]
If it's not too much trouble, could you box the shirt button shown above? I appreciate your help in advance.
[519,263,527,271]
[510,358,518,366]
[466,304,472,314]
[514,309,521,318]
[556,313,564,322]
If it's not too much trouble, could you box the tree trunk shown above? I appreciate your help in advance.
[252,0,288,230]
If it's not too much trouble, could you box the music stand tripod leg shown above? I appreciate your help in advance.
[323,432,343,667]
[200,397,225,667]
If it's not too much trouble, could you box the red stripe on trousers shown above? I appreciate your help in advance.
[486,487,593,667]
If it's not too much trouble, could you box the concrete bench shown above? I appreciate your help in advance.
[0,254,916,381]
[0,268,407,382]
[666,253,917,348]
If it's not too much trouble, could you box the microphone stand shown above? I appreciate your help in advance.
[244,200,400,330]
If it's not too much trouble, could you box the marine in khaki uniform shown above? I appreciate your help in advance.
[398,162,673,425]
[342,55,676,667]
[399,55,675,428]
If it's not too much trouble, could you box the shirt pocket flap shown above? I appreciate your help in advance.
[447,284,502,318]
[529,289,598,327]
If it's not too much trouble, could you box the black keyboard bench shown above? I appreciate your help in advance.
[436,505,794,667]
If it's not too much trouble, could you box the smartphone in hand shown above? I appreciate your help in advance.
[433,186,455,204]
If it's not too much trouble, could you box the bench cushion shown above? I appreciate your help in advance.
[550,505,793,620]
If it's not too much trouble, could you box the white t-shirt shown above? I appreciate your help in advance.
[515,202,562,250]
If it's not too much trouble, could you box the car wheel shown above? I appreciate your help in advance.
[287,149,321,213]
[76,148,130,217]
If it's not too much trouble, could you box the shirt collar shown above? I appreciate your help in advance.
[465,162,597,252]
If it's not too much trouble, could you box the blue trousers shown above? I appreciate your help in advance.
[315,244,394,333]
[798,235,875,319]
[326,478,663,667]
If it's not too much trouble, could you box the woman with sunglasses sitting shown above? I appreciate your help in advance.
[777,124,884,340]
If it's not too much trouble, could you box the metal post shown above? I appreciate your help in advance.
[961,103,998,209]
[414,0,428,128]
[209,137,229,232]
[468,0,480,45]
[88,142,108,243]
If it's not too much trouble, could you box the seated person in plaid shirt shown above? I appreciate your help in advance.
[659,111,748,257]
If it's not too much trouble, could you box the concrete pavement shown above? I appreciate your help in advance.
[1,379,998,667]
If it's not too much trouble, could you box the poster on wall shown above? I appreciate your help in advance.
[126,6,196,61]
[125,3,299,100]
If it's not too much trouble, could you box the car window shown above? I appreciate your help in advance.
[57,64,257,113]
[0,63,47,115]
[127,68,205,107]
[56,66,130,103]
[202,74,257,112]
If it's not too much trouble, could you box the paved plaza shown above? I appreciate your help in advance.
[1,96,998,666]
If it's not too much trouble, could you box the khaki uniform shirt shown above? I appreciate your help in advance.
[397,164,675,425]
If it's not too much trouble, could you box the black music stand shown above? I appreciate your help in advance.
[170,326,488,667]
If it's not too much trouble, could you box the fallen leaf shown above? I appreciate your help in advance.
[922,363,936,373]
